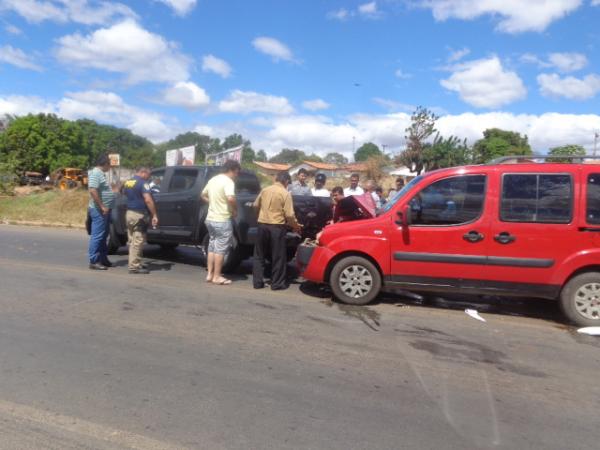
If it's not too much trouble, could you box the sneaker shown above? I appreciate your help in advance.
[129,267,150,274]
[89,263,108,271]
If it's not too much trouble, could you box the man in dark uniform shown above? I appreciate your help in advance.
[122,167,159,274]
[253,171,302,290]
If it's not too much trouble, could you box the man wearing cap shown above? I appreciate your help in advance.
[311,173,330,197]
[253,171,302,290]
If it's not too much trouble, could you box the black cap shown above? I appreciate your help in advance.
[315,173,327,182]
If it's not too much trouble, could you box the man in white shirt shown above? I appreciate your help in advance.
[343,173,364,196]
[311,173,330,197]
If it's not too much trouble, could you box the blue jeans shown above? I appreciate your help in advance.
[88,207,111,264]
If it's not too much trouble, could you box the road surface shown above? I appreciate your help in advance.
[0,225,598,449]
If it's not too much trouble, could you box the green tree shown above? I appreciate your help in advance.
[255,149,268,162]
[354,142,382,162]
[548,144,586,163]
[323,152,348,165]
[471,128,532,163]
[422,134,471,171]
[396,106,438,175]
[269,148,307,164]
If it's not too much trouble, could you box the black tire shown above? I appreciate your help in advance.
[201,233,242,273]
[158,243,179,251]
[107,223,121,255]
[560,272,600,327]
[330,256,382,306]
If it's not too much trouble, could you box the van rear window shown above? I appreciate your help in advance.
[500,174,572,223]
[586,174,600,224]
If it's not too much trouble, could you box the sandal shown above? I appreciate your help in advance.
[206,274,213,282]
[212,278,232,285]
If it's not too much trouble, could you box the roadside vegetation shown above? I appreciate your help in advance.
[0,188,87,227]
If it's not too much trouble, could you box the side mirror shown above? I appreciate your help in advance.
[395,205,411,227]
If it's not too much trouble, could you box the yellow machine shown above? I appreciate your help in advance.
[54,168,88,190]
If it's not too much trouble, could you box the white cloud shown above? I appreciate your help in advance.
[394,68,412,79]
[0,0,136,25]
[372,98,415,112]
[420,0,583,33]
[4,24,22,34]
[57,90,173,142]
[156,0,197,16]
[592,0,600,5]
[327,8,350,20]
[252,36,296,63]
[440,56,527,108]
[0,45,42,71]
[447,47,470,63]
[162,81,210,110]
[538,73,600,100]
[219,90,294,115]
[0,95,55,115]
[202,54,232,78]
[55,19,192,84]
[302,99,330,111]
[358,1,378,16]
[547,52,588,72]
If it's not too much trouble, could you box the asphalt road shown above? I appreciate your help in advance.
[0,224,599,450]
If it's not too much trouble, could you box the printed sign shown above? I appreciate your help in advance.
[166,145,196,166]
[206,145,243,166]
[108,153,120,167]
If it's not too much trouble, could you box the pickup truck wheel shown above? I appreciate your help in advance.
[201,234,242,273]
[107,223,121,255]
[330,256,381,306]
[560,272,600,327]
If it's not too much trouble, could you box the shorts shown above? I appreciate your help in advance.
[206,220,233,255]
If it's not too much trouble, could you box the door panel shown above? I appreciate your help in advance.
[390,174,490,284]
[486,170,580,285]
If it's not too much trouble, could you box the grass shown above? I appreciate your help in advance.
[0,189,88,227]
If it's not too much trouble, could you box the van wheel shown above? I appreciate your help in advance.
[560,272,600,326]
[330,256,381,306]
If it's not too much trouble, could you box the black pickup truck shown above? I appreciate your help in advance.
[108,165,332,271]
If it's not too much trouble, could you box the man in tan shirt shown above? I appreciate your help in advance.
[253,171,301,290]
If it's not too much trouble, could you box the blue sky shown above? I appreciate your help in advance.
[1,0,600,159]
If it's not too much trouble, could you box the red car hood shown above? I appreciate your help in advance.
[337,192,376,221]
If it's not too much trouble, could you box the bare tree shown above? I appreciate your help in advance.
[396,106,438,175]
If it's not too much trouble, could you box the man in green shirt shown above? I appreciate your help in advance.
[87,153,116,270]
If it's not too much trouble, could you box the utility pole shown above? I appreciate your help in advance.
[595,131,599,157]
[382,144,388,154]
[352,136,356,154]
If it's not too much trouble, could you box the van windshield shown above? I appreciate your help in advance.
[378,175,423,215]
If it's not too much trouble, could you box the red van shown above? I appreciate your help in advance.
[296,157,600,326]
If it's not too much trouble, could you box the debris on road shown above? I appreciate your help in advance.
[577,327,600,336]
[465,308,486,322]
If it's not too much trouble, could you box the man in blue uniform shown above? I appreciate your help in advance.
[122,167,159,274]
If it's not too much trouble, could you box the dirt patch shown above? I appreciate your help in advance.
[0,189,88,227]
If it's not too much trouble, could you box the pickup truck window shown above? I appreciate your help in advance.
[169,169,198,193]
[236,172,261,194]
[500,173,572,224]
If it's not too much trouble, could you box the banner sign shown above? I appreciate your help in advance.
[206,145,243,166]
[166,145,196,166]
[108,153,120,167]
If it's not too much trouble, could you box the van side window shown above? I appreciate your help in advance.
[501,174,572,223]
[409,175,486,226]
[586,174,600,224]
[168,169,198,193]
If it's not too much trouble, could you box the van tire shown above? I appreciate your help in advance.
[107,223,121,255]
[330,256,381,306]
[560,272,600,326]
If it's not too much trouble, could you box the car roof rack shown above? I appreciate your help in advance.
[488,154,600,164]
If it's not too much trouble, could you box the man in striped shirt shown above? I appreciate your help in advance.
[87,154,116,270]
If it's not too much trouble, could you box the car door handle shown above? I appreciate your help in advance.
[463,231,484,243]
[494,232,516,244]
